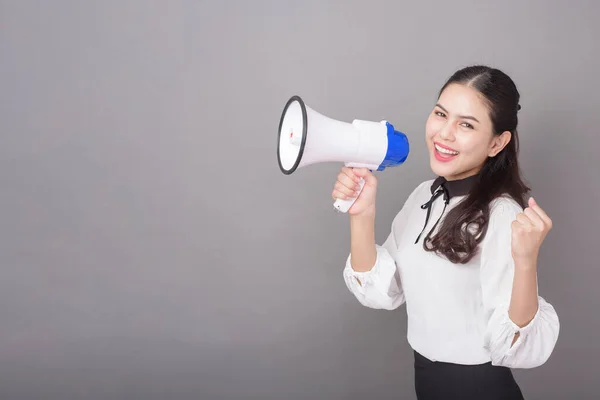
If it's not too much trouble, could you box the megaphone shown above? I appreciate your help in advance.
[277,95,410,213]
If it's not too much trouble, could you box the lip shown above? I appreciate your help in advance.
[433,141,459,163]
[434,141,458,153]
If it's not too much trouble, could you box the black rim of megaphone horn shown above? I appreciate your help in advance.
[277,95,307,175]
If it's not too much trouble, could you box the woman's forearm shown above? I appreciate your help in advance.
[508,197,551,335]
[508,256,540,336]
[349,214,377,274]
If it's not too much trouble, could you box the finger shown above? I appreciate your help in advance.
[511,220,521,233]
[337,172,361,191]
[528,197,553,228]
[353,167,372,178]
[334,181,358,198]
[332,190,345,200]
[353,168,376,185]
[341,167,361,183]
[332,188,358,200]
[515,213,532,228]
[523,207,544,230]
[333,188,348,200]
[351,167,368,177]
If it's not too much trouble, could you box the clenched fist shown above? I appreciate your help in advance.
[332,167,378,217]
[511,197,553,262]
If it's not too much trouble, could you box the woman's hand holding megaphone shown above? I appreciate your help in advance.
[332,167,377,217]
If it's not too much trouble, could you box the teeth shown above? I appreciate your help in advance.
[435,144,458,155]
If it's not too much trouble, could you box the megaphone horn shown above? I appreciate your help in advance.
[277,95,409,213]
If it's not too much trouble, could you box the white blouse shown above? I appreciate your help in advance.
[343,179,560,368]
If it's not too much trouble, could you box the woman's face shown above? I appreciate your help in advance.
[425,83,510,181]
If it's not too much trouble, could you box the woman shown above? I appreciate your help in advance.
[332,65,559,399]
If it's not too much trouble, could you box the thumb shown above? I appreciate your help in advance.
[529,196,536,207]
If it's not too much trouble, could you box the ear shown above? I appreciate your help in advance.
[488,131,511,157]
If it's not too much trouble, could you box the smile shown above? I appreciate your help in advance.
[434,143,459,155]
[433,142,459,163]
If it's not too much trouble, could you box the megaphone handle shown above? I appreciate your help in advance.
[333,178,365,213]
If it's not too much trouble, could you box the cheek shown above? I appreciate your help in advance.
[459,136,489,157]
[425,117,438,139]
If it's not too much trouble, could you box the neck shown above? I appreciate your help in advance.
[444,170,481,182]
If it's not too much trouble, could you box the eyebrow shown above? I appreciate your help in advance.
[435,103,480,123]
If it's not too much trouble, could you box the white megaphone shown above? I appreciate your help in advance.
[277,95,410,213]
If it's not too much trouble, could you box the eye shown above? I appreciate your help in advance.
[435,111,446,118]
[461,122,474,129]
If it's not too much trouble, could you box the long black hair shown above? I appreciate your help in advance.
[424,65,530,263]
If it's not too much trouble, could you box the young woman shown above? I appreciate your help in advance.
[332,65,560,399]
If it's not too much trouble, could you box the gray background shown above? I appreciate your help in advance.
[1,0,598,399]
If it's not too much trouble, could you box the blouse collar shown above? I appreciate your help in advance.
[414,173,479,245]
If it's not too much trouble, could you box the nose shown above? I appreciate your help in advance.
[438,121,455,141]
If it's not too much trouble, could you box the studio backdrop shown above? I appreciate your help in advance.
[1,1,599,399]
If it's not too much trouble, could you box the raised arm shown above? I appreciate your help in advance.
[480,197,559,368]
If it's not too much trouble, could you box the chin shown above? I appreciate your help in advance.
[429,151,454,176]
[430,162,453,178]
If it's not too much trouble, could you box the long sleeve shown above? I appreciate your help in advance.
[341,181,430,310]
[342,229,405,310]
[480,198,560,368]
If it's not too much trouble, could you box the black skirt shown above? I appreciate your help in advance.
[414,350,525,400]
